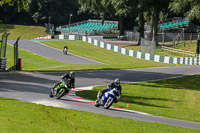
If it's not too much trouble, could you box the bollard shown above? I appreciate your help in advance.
[127,103,130,108]
[17,58,22,71]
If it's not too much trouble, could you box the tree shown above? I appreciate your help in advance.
[0,0,27,11]
[111,0,135,35]
[0,2,32,24]
[28,0,79,26]
[78,0,114,19]
[148,0,170,46]
[78,0,137,35]
[170,0,200,20]
[134,0,149,45]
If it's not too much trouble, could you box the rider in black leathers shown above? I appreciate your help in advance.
[61,71,75,90]
[49,71,75,97]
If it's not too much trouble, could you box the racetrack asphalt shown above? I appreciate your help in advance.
[2,40,200,129]
[7,40,103,64]
[1,66,200,129]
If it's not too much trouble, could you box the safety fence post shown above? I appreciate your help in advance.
[0,32,10,71]
[13,36,21,70]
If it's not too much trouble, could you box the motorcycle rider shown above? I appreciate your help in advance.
[98,78,122,102]
[63,45,68,55]
[49,71,75,97]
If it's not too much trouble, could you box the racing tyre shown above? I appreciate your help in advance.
[104,97,114,109]
[94,100,100,107]
[49,89,54,98]
[56,89,66,99]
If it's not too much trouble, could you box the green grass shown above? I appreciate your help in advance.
[4,40,178,71]
[77,74,200,123]
[6,44,70,70]
[0,24,48,40]
[0,97,199,133]
[40,40,177,68]
[116,41,197,58]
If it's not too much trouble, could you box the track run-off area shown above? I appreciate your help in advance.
[1,40,200,129]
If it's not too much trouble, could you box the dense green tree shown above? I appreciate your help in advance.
[111,0,136,35]
[170,0,200,20]
[0,3,32,24]
[2,0,198,44]
[0,0,27,11]
[146,0,170,46]
[78,0,137,35]
[78,0,170,44]
[134,0,149,45]
[28,0,80,26]
[78,0,114,19]
[0,0,28,26]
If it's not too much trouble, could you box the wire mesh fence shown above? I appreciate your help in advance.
[140,38,156,54]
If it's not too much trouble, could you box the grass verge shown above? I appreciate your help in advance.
[77,74,200,123]
[39,40,177,68]
[0,97,199,133]
[6,44,70,70]
[4,40,178,71]
[116,41,197,58]
[0,24,47,40]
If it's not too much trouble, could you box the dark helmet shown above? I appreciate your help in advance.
[114,78,120,86]
[69,71,75,78]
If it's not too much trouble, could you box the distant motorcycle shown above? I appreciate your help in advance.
[95,88,121,109]
[63,48,68,55]
[49,81,72,99]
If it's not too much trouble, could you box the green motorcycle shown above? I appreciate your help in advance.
[49,81,71,99]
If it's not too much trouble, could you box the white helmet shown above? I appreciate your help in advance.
[114,78,120,86]
[69,71,75,78]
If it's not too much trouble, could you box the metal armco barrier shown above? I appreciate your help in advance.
[0,58,7,71]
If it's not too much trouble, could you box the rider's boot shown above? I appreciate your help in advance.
[97,92,103,100]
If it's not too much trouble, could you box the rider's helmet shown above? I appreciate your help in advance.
[114,78,120,86]
[69,71,75,78]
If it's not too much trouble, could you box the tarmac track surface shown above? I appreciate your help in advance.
[7,40,103,64]
[1,66,200,129]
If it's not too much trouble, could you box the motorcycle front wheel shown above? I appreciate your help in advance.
[49,87,55,98]
[56,88,66,99]
[104,97,114,109]
[94,100,100,107]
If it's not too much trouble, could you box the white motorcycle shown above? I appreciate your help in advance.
[95,88,121,109]
[63,48,68,55]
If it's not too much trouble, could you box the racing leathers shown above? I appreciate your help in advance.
[99,82,122,102]
[55,73,75,94]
